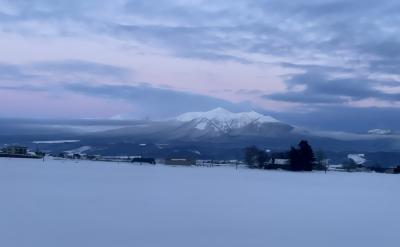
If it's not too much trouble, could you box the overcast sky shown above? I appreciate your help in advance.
[1,0,400,131]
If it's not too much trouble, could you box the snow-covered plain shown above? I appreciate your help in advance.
[0,158,399,247]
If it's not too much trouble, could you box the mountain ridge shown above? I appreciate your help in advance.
[175,107,282,133]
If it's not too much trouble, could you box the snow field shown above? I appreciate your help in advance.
[0,158,398,247]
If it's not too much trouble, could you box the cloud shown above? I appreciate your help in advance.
[2,0,400,67]
[31,60,133,80]
[0,84,45,92]
[1,0,400,129]
[264,65,400,105]
[274,105,400,132]
[0,63,38,81]
[0,60,133,89]
[0,60,251,118]
[64,83,251,118]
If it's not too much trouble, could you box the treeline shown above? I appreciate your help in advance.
[244,140,323,172]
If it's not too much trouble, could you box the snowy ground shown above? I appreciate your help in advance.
[0,158,399,247]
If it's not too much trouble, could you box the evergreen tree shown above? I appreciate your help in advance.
[289,147,301,171]
[288,140,315,171]
[298,140,315,171]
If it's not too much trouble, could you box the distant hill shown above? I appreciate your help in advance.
[1,108,400,165]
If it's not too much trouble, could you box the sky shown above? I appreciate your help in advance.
[1,0,400,131]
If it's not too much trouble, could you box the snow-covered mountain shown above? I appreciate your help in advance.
[176,108,280,133]
[95,108,291,142]
[4,111,400,160]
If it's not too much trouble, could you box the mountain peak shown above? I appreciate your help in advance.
[205,107,235,113]
[209,107,231,113]
[176,108,280,131]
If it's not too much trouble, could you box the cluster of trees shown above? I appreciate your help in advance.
[288,140,315,171]
[244,141,400,173]
[244,140,317,172]
[244,146,269,169]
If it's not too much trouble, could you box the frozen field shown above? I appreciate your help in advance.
[0,158,399,247]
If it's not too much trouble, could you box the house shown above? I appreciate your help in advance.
[165,150,199,166]
[58,152,73,159]
[165,158,196,166]
[274,158,290,166]
[0,145,41,159]
[57,151,86,160]
[2,146,28,155]
[263,158,290,169]
[132,157,156,165]
[329,164,346,171]
[87,155,102,160]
